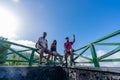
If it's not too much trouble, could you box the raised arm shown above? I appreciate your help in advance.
[72,34,75,44]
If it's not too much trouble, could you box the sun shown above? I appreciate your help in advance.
[0,7,19,39]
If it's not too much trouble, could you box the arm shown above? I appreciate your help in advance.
[72,34,75,44]
[38,37,45,48]
[64,43,67,51]
[50,43,53,51]
[46,40,48,49]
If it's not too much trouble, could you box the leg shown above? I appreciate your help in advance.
[46,52,52,62]
[70,49,74,65]
[53,53,57,66]
[64,51,68,67]
[54,54,57,62]
[40,51,44,64]
[38,48,45,64]
[57,53,63,64]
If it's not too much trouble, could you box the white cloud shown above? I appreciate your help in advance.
[9,39,37,55]
[97,50,106,57]
[10,39,36,48]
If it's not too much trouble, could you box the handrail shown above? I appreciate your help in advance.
[0,39,38,66]
[0,40,37,51]
[74,30,120,67]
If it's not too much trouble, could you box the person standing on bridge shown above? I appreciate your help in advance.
[64,34,75,67]
[35,32,52,65]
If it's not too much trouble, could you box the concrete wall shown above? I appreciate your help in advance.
[0,66,66,80]
[0,66,120,80]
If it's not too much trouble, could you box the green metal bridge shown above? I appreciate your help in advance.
[0,30,120,67]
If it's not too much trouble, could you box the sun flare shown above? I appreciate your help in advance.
[0,7,19,39]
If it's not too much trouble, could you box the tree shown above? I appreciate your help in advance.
[0,37,10,64]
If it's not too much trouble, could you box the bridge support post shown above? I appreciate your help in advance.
[90,44,100,67]
[29,50,35,66]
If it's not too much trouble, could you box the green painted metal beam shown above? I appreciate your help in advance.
[90,44,100,67]
[74,45,88,52]
[0,60,29,62]
[79,55,92,61]
[95,43,120,46]
[100,58,120,62]
[75,61,93,64]
[0,52,13,57]
[92,30,120,44]
[0,39,37,51]
[98,46,120,60]
[29,50,35,66]
[0,42,29,61]
[0,49,31,57]
[74,46,89,60]
[16,49,32,52]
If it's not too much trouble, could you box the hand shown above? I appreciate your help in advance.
[73,34,75,38]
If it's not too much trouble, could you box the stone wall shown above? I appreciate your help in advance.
[63,67,120,80]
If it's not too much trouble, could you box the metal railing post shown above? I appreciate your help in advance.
[90,44,100,67]
[29,50,35,66]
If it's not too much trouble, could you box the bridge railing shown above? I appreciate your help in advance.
[0,30,120,67]
[0,39,61,66]
[74,30,120,67]
[0,39,39,66]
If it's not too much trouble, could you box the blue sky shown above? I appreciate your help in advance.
[0,0,120,55]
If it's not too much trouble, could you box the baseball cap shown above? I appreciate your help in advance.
[65,37,69,39]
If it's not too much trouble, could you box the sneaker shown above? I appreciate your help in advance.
[71,59,75,65]
[73,62,75,66]
[62,63,68,67]
[65,63,68,67]
[38,62,42,66]
[45,62,50,65]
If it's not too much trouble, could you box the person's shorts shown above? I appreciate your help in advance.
[52,51,57,53]
[64,49,74,54]
[51,51,61,56]
[37,48,50,54]
[36,44,49,54]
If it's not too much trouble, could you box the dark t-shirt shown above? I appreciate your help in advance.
[51,45,56,52]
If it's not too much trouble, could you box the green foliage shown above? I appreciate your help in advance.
[8,52,28,66]
[0,42,11,64]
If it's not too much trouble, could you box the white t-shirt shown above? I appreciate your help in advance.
[37,37,47,48]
